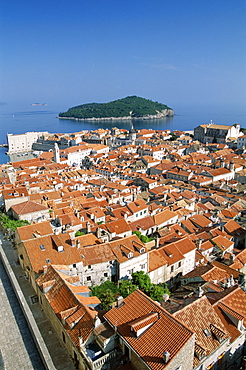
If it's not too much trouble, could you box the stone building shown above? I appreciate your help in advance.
[194,122,241,144]
[7,131,49,153]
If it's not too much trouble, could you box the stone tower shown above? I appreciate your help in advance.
[129,122,137,143]
[54,143,60,163]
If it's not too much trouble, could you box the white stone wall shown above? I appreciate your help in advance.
[194,339,231,370]
[182,249,196,276]
[119,253,148,280]
[7,131,48,153]
[81,261,116,286]
[67,149,91,166]
[148,264,167,285]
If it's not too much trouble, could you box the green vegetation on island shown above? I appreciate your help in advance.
[59,96,173,120]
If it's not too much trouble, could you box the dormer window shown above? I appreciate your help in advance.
[128,252,133,258]
[140,248,145,254]
[57,245,64,252]
[203,328,211,338]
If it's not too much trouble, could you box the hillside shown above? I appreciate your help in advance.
[58,96,174,120]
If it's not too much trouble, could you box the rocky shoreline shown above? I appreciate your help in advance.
[58,109,174,121]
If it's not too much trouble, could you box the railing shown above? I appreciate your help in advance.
[80,346,118,370]
[93,349,118,369]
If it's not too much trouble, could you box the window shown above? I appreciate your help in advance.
[88,265,91,269]
[171,265,174,273]
[87,276,91,281]
[104,272,108,277]
[30,295,38,304]
[218,353,225,365]
[46,258,51,264]
[178,261,182,268]
[128,269,133,275]
[39,244,45,251]
[62,332,66,343]
[73,263,76,268]
[140,264,146,270]
[203,328,211,338]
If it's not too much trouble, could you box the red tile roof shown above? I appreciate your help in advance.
[105,290,194,370]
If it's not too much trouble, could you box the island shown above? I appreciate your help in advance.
[58,96,174,121]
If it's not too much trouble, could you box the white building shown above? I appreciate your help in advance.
[7,131,49,153]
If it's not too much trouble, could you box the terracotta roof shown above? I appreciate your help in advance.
[127,199,148,214]
[153,209,178,226]
[16,221,53,241]
[11,200,48,215]
[100,218,132,235]
[105,290,194,370]
[36,265,96,349]
[174,296,230,367]
[148,248,168,272]
[130,216,155,232]
[23,232,82,274]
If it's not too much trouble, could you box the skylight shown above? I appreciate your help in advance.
[39,244,45,251]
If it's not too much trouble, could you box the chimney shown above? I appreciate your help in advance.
[198,286,204,298]
[54,228,59,235]
[155,237,159,249]
[86,221,91,234]
[163,351,170,364]
[43,265,48,274]
[229,274,235,287]
[116,296,124,307]
[78,336,83,350]
[195,238,203,250]
[162,293,169,302]
[93,315,101,328]
[70,233,76,247]
[229,253,235,264]
[96,227,102,238]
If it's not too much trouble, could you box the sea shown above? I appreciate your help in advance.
[0,102,245,164]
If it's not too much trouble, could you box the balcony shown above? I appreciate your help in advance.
[80,344,119,370]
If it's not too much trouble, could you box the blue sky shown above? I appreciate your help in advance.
[0,0,245,109]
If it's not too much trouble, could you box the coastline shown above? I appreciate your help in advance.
[57,110,174,122]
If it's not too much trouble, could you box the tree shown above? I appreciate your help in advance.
[118,280,137,298]
[132,230,141,238]
[98,289,115,310]
[75,230,85,237]
[157,282,170,296]
[169,133,177,141]
[132,231,154,244]
[131,271,152,293]
[0,212,30,232]
[91,280,118,297]
[149,285,167,302]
